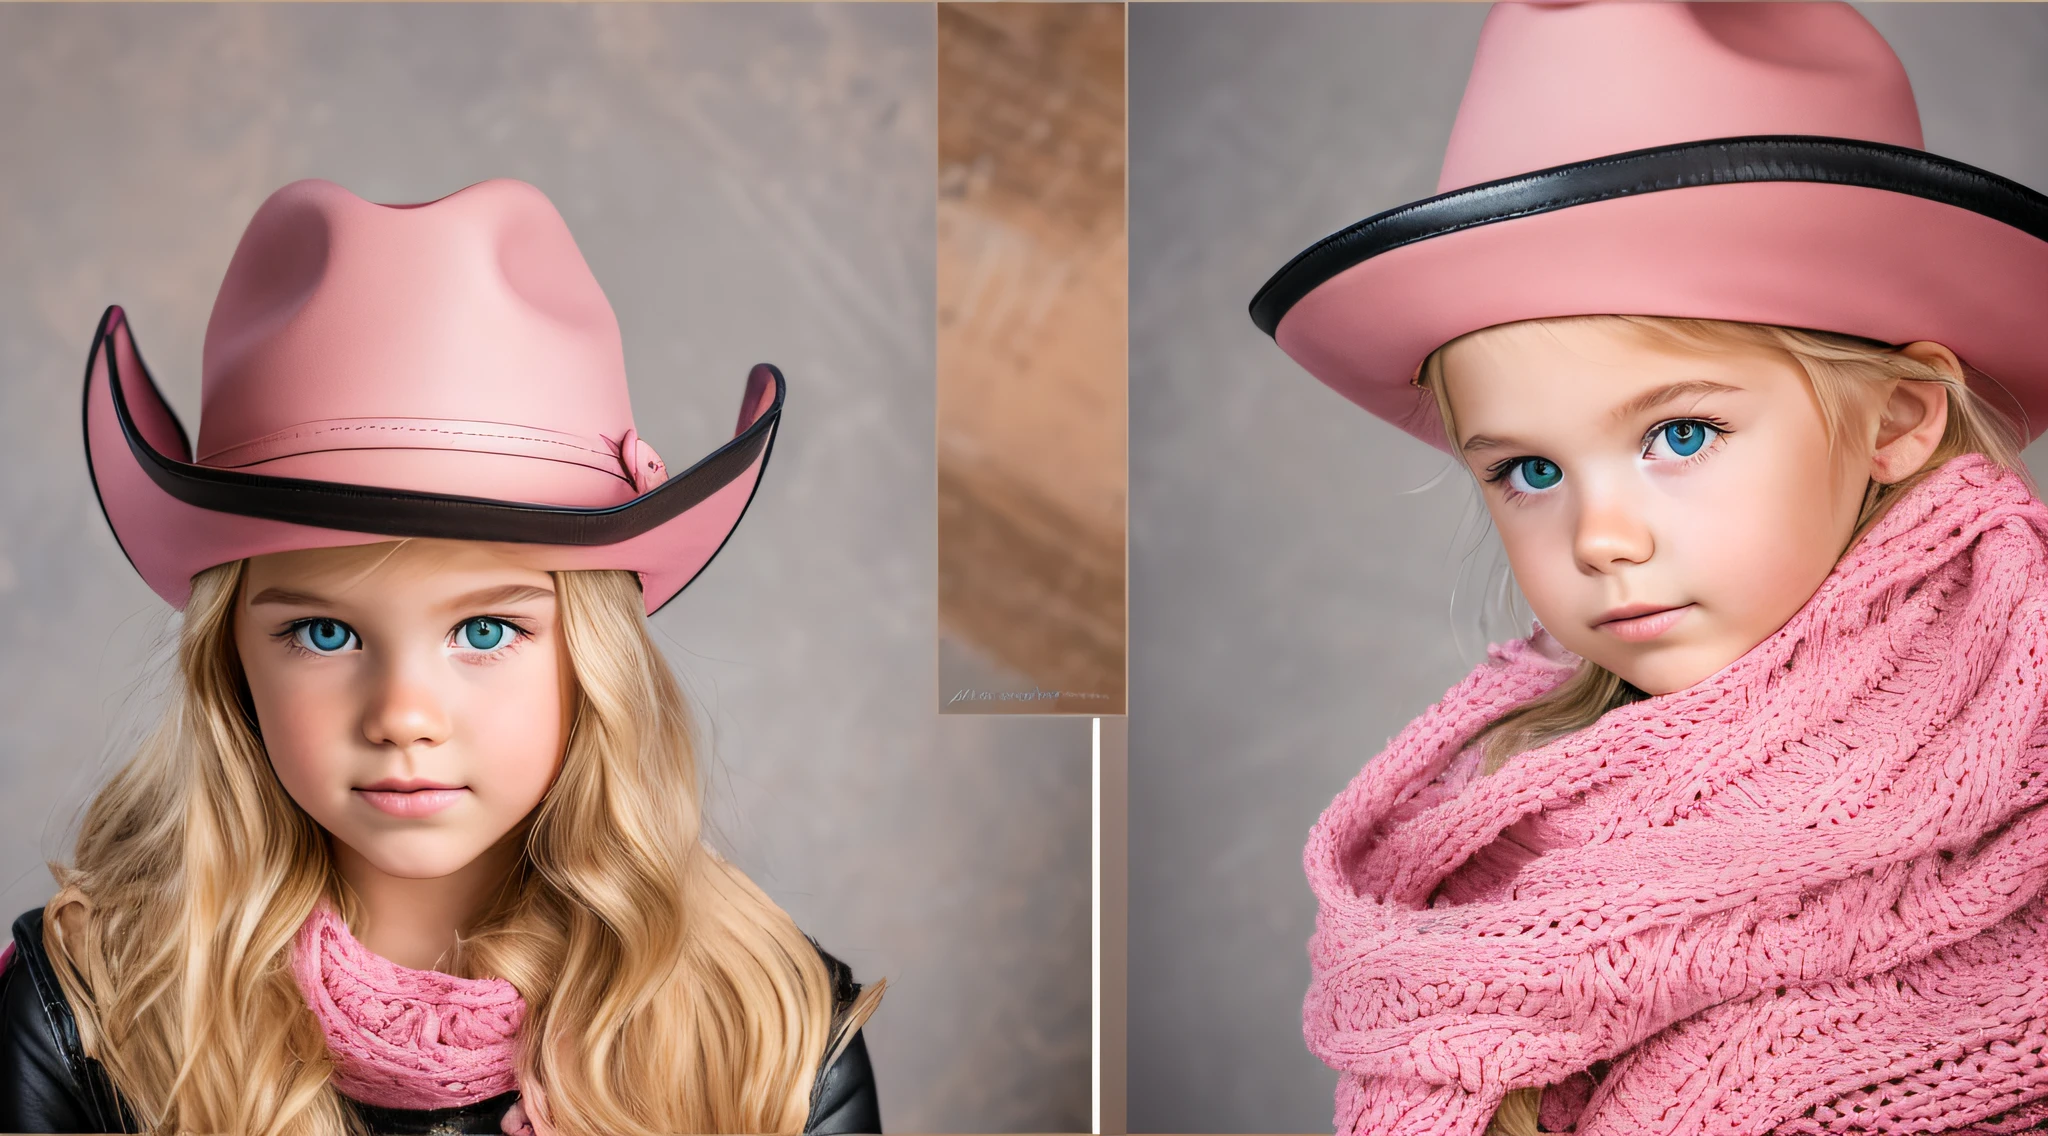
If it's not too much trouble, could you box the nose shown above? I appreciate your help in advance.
[360,652,452,754]
[1573,474,1654,573]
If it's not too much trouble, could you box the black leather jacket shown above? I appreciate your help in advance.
[0,909,879,1133]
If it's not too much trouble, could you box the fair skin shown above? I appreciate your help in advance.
[1441,319,1955,695]
[232,539,577,971]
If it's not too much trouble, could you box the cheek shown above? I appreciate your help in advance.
[238,642,356,803]
[1659,438,1847,617]
[1486,501,1574,614]
[460,652,569,811]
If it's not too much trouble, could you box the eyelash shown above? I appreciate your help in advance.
[273,616,536,663]
[1481,416,1734,504]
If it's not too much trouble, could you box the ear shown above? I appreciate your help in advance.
[1868,342,1956,485]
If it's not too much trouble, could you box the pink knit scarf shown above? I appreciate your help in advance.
[1304,453,2048,1135]
[292,902,551,1136]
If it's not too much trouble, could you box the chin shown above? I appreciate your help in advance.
[1621,673,1683,697]
[353,836,495,880]
[1608,652,1726,697]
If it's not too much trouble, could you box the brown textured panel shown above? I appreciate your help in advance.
[938,2,1128,716]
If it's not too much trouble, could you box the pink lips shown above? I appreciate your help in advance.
[1598,603,1694,642]
[354,781,468,818]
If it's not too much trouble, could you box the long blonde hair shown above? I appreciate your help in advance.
[1418,315,2032,776]
[42,562,877,1135]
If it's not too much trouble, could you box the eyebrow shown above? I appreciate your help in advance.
[247,583,557,610]
[1459,379,1745,454]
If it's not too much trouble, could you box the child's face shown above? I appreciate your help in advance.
[1441,320,1874,696]
[234,539,575,882]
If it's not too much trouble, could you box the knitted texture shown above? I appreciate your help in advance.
[1304,453,2048,1135]
[292,901,551,1135]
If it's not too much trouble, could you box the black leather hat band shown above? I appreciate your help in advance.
[1249,135,2048,338]
[87,306,781,547]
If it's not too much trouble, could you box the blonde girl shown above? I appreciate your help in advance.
[0,178,880,1135]
[1253,4,2048,1134]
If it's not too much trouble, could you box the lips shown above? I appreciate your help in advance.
[354,781,469,818]
[1597,602,1681,626]
[1598,603,1694,643]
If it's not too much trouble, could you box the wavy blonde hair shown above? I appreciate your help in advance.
[1418,316,2030,1136]
[42,562,879,1135]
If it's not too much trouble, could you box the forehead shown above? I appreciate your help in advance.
[241,539,555,598]
[1440,320,1799,440]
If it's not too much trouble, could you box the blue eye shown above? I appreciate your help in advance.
[1509,457,1562,493]
[1649,420,1720,459]
[460,618,508,650]
[295,619,357,655]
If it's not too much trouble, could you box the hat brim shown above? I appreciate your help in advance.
[82,305,783,615]
[1253,136,2048,453]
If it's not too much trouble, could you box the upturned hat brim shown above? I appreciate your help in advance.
[1252,136,2048,453]
[83,306,783,615]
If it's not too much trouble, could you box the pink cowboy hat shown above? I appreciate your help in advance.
[1250,1,2048,453]
[83,177,784,615]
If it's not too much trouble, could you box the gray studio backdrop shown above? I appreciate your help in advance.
[0,5,1090,1131]
[1128,4,2048,1131]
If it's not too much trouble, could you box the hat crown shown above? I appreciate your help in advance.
[197,179,635,471]
[1438,1,1923,193]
